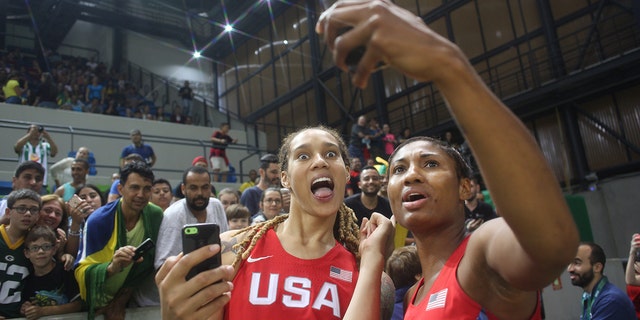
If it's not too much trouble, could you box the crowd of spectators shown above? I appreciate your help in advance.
[0,47,193,123]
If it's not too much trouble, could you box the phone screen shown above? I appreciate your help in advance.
[182,223,222,280]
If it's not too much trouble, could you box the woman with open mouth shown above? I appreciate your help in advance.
[156,125,394,319]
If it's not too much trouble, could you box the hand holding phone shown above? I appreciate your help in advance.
[182,223,221,280]
[68,194,83,209]
[133,238,155,261]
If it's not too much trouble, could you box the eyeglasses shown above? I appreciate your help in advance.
[264,199,282,204]
[12,206,40,215]
[27,244,55,253]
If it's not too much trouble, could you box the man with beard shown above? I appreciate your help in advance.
[240,153,281,215]
[155,166,228,271]
[567,242,635,319]
[344,165,392,226]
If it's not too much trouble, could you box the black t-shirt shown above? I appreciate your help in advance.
[349,124,366,147]
[21,261,80,306]
[464,201,498,221]
[344,194,393,226]
[179,86,193,100]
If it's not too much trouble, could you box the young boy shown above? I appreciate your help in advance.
[0,189,41,318]
[21,225,82,319]
[386,246,422,320]
[225,203,250,230]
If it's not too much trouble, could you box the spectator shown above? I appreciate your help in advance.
[366,118,385,161]
[49,146,91,189]
[217,187,240,211]
[188,155,218,196]
[103,99,119,116]
[154,165,228,278]
[3,72,24,104]
[240,153,280,216]
[250,187,283,225]
[107,153,144,203]
[381,123,397,157]
[120,129,156,167]
[347,115,369,165]
[75,162,163,318]
[150,178,173,212]
[225,203,250,231]
[20,226,82,319]
[238,169,258,193]
[66,184,103,258]
[170,105,185,124]
[346,157,362,196]
[33,72,58,109]
[625,233,640,319]
[397,127,411,145]
[54,159,89,202]
[68,94,86,112]
[36,194,75,270]
[191,155,208,168]
[14,124,58,193]
[85,76,105,105]
[178,80,194,117]
[209,123,238,182]
[568,242,635,319]
[0,189,41,318]
[0,161,44,220]
[86,98,103,114]
[344,165,392,226]
[386,246,421,320]
[464,176,498,232]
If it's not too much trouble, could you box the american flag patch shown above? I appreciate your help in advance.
[425,288,448,310]
[329,266,353,283]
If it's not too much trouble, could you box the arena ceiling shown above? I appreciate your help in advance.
[5,0,292,59]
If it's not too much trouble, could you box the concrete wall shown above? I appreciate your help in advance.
[541,172,640,319]
[0,104,266,190]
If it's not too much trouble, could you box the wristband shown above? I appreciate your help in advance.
[68,229,81,237]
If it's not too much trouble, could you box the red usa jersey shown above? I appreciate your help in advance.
[224,229,358,319]
[404,236,541,320]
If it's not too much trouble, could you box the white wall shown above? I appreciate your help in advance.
[0,104,265,189]
[61,20,114,64]
[125,31,213,83]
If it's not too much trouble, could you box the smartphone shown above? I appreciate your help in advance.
[68,194,83,209]
[182,223,221,280]
[132,238,155,261]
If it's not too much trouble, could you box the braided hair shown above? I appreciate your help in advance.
[231,126,361,268]
[231,203,361,268]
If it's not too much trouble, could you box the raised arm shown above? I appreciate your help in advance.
[343,213,394,320]
[317,0,578,290]
[626,233,640,286]
[14,126,37,154]
[41,129,58,157]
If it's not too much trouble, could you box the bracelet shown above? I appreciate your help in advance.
[68,229,81,237]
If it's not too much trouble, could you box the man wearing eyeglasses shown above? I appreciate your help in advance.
[0,189,41,318]
[344,165,392,226]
